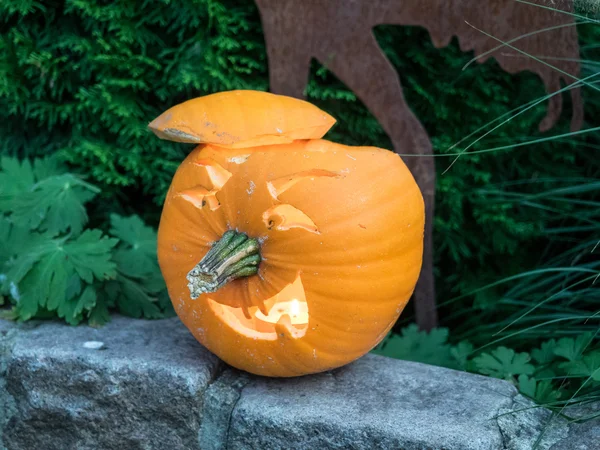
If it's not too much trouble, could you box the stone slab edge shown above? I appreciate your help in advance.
[0,318,597,450]
[198,369,251,450]
[0,326,17,450]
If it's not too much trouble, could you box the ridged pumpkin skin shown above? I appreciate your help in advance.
[149,90,335,148]
[153,91,424,377]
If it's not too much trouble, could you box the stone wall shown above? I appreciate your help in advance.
[0,317,596,449]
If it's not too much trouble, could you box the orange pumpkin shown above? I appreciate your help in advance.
[151,90,424,377]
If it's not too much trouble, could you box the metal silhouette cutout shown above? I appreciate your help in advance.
[255,0,582,330]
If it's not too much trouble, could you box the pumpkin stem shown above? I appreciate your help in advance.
[186,230,261,298]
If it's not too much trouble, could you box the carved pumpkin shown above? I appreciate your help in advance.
[150,90,424,377]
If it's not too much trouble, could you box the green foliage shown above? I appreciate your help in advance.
[372,324,469,370]
[0,156,172,325]
[0,156,99,235]
[473,347,535,379]
[376,326,599,406]
[518,375,561,405]
[105,214,171,320]
[0,0,267,210]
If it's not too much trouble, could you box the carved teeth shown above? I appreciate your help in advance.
[277,313,292,326]
[275,314,294,338]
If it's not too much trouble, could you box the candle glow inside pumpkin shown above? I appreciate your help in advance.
[207,274,309,340]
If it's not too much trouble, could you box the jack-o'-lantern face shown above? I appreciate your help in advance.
[151,91,424,377]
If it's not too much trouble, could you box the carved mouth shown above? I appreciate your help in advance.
[207,274,309,340]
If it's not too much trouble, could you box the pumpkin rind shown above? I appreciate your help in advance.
[148,90,336,148]
[157,139,424,377]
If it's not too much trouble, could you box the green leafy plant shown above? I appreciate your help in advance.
[517,375,562,405]
[375,327,599,407]
[103,214,172,321]
[473,347,535,379]
[0,156,173,325]
[372,324,472,370]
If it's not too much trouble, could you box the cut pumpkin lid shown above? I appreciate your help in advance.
[148,90,336,149]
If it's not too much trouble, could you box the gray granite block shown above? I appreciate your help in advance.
[0,317,596,450]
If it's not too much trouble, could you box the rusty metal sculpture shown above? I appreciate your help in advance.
[255,0,582,330]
